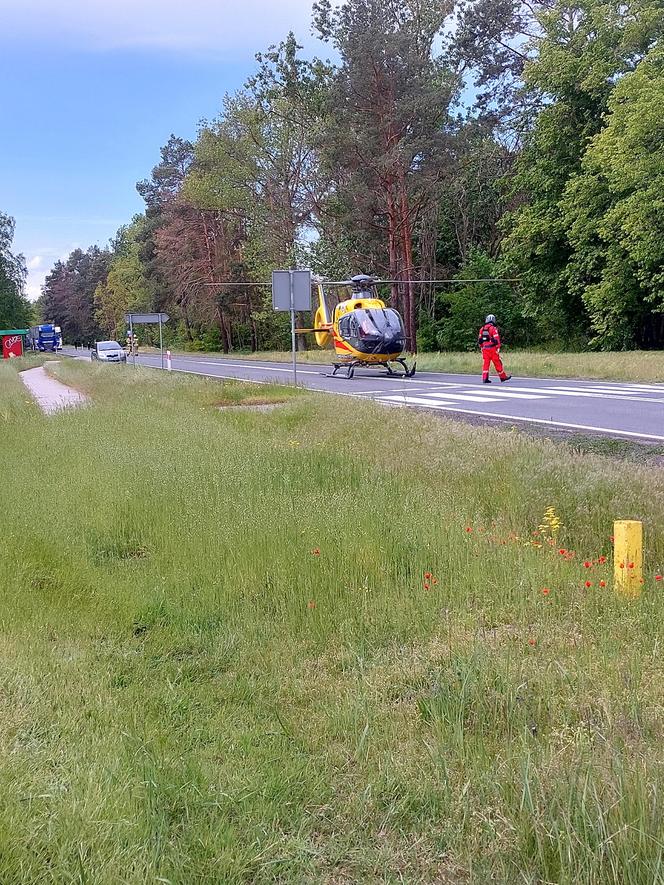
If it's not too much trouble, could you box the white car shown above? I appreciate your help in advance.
[91,341,127,363]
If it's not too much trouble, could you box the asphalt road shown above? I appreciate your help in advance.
[66,348,664,443]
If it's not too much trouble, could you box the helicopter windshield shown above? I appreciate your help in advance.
[338,308,405,355]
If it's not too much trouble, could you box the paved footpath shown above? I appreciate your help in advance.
[65,349,664,443]
[20,366,87,414]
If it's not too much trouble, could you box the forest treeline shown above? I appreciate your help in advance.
[0,213,31,331]
[31,0,664,352]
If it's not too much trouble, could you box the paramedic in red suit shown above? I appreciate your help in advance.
[478,314,511,383]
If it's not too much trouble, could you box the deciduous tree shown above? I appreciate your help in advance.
[0,212,30,329]
[563,45,664,348]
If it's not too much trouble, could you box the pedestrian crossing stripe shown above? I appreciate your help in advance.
[418,390,549,400]
[378,394,517,407]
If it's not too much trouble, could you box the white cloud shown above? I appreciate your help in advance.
[0,0,317,55]
[22,245,81,302]
[26,281,43,301]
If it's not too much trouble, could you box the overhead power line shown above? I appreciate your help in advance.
[199,277,522,287]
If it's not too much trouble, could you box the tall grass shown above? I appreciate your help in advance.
[1,357,663,882]
[156,347,664,384]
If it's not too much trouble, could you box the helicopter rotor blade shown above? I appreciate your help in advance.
[198,277,521,287]
[370,278,521,285]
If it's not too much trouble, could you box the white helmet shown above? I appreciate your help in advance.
[485,314,496,324]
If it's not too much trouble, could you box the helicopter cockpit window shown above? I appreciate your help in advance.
[381,309,405,336]
[338,308,405,354]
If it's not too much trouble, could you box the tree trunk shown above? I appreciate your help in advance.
[246,292,258,352]
[181,302,194,341]
[399,185,416,352]
[216,306,230,353]
[387,190,401,313]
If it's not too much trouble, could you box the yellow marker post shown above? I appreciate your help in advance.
[614,520,643,597]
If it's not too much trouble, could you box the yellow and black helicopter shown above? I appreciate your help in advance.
[203,270,518,380]
[305,274,416,379]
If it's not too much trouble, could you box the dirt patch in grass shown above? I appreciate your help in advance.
[215,397,288,411]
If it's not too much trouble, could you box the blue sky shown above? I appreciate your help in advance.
[0,0,317,298]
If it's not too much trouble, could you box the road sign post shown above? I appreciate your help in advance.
[272,270,311,387]
[290,271,296,386]
[129,315,135,367]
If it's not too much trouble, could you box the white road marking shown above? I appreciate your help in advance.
[545,386,664,404]
[376,400,664,442]
[171,359,323,376]
[466,384,664,404]
[418,392,530,404]
[419,390,550,400]
[380,393,510,406]
[580,383,664,392]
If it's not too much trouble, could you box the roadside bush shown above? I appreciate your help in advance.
[433,249,528,351]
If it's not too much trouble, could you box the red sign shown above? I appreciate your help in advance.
[2,335,23,359]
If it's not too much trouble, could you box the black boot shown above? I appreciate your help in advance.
[482,378,491,383]
[500,375,512,382]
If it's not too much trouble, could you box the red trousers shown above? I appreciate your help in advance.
[482,347,507,381]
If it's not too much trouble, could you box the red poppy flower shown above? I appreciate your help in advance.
[598,556,607,564]
[599,580,606,588]
[585,580,592,588]
[307,600,316,609]
[311,548,321,557]
[541,587,550,596]
[432,578,438,585]
[528,638,536,647]
[423,582,430,591]
[656,575,663,582]
[584,561,591,568]
[424,571,432,579]
[559,548,567,555]
[628,562,635,569]
[465,526,473,533]
[619,562,625,569]
[610,535,615,543]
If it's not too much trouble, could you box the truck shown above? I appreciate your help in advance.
[29,324,62,353]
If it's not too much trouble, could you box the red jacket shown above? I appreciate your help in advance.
[478,323,501,350]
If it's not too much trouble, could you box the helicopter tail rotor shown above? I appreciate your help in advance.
[314,282,332,348]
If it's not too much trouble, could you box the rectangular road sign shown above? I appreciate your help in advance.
[272,270,312,312]
[124,312,169,324]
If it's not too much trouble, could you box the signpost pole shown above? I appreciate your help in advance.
[289,270,297,387]
[159,314,164,369]
[129,315,136,367]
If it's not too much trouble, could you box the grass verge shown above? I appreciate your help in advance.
[1,358,664,883]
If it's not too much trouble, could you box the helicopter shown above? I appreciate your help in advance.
[304,274,416,379]
[200,270,520,380]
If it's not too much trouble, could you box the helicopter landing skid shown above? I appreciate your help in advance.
[388,358,417,378]
[325,359,416,380]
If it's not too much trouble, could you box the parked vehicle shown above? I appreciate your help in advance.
[28,324,60,352]
[91,341,127,363]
